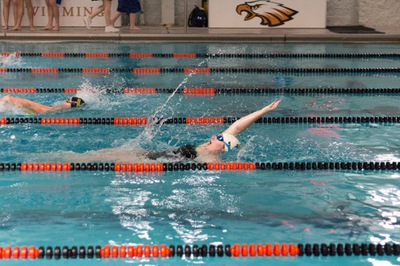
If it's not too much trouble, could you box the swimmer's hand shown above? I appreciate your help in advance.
[223,100,281,137]
[261,100,281,114]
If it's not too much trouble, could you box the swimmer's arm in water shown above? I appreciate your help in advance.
[223,100,281,137]
[0,95,51,114]
[45,102,73,113]
[0,95,73,114]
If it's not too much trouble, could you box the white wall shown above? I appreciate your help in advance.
[326,0,400,28]
[326,0,359,26]
[358,0,400,28]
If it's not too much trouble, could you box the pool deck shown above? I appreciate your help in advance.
[1,26,400,42]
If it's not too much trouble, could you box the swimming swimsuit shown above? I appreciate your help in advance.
[146,144,197,160]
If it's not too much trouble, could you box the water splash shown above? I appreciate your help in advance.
[122,59,209,150]
[0,97,30,115]
[54,79,115,111]
[76,79,109,105]
[0,52,22,67]
[237,135,257,161]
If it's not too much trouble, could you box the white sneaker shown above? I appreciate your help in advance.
[105,26,119,33]
[83,16,92,30]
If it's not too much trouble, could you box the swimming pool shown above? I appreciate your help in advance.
[0,42,399,265]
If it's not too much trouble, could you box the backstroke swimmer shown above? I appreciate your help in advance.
[0,96,280,162]
[59,100,281,163]
[0,95,85,114]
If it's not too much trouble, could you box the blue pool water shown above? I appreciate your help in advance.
[0,42,399,265]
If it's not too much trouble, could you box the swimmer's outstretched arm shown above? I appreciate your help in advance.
[45,102,73,113]
[0,95,51,114]
[0,95,72,114]
[223,100,281,137]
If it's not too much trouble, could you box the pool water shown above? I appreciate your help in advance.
[0,42,399,265]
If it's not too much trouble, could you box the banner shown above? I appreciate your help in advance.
[209,0,326,28]
[1,0,121,28]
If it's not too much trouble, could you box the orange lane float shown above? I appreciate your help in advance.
[12,243,400,259]
[20,162,71,171]
[31,68,59,73]
[113,117,148,125]
[0,52,13,57]
[113,162,164,172]
[183,68,211,74]
[2,88,37,93]
[132,68,161,74]
[185,117,224,124]
[206,162,257,171]
[183,88,215,96]
[85,53,109,58]
[173,53,197,58]
[64,88,80,93]
[40,117,80,125]
[41,52,65,57]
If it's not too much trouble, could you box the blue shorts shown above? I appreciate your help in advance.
[117,0,141,14]
[56,0,62,4]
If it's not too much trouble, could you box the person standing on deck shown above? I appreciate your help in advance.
[110,0,141,31]
[83,0,119,33]
[43,0,61,31]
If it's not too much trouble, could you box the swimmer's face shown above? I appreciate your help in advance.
[63,98,74,108]
[198,135,225,154]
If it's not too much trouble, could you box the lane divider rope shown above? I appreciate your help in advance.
[0,243,398,259]
[1,116,399,125]
[1,87,400,95]
[1,52,400,58]
[0,67,399,74]
[0,161,398,172]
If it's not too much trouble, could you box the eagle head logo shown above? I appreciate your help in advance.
[236,0,298,27]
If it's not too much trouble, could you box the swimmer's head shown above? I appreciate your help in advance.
[217,133,241,152]
[66,97,85,108]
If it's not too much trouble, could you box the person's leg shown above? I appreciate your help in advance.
[104,0,119,32]
[83,4,105,29]
[110,0,124,27]
[90,4,105,19]
[110,11,122,27]
[25,0,35,31]
[103,0,111,27]
[11,0,21,30]
[43,0,53,30]
[12,0,24,31]
[129,12,139,30]
[2,0,11,30]
[52,0,59,31]
[0,96,51,114]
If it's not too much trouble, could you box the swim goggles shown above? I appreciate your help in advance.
[66,97,85,108]
[216,134,231,152]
